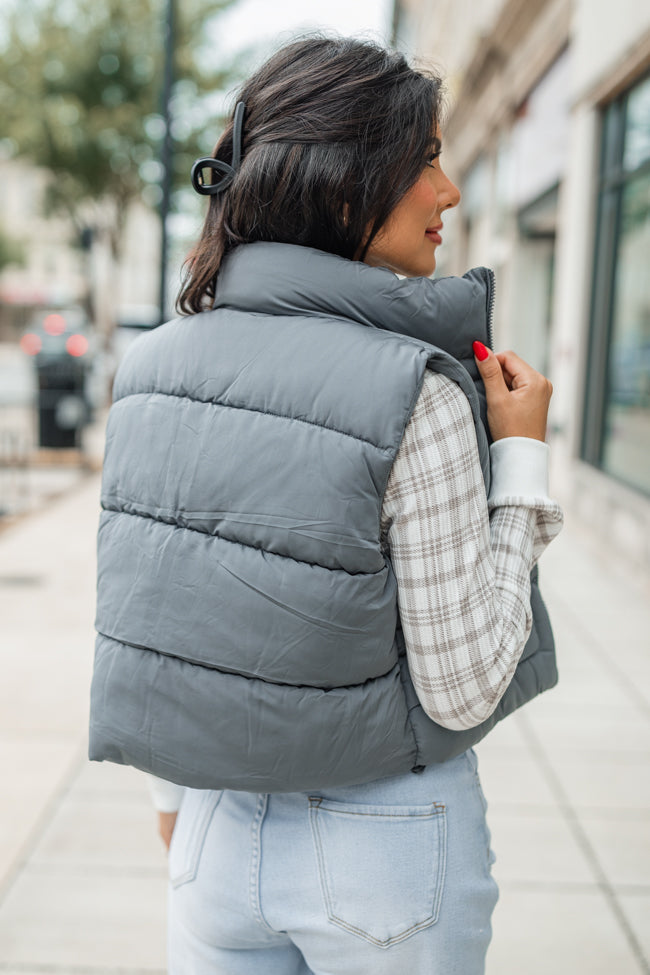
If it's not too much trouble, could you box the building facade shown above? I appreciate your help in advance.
[393,0,650,569]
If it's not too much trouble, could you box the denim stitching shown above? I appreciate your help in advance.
[170,791,222,888]
[308,798,445,818]
[463,750,495,875]
[249,794,276,933]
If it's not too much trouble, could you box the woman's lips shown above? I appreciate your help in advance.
[425,227,442,244]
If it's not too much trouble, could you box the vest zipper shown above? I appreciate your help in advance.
[486,268,495,350]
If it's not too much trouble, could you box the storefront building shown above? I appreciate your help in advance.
[392,0,650,568]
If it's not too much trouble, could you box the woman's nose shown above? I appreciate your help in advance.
[443,175,461,211]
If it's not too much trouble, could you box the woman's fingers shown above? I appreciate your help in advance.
[494,352,515,388]
[473,343,553,442]
[495,350,551,393]
[472,341,509,397]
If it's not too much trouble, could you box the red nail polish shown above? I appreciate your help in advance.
[473,340,489,361]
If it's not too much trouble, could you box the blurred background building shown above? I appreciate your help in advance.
[393,0,650,570]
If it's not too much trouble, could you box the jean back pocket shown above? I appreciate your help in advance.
[308,796,447,948]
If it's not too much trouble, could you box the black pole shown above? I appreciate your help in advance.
[159,0,175,325]
[390,0,402,48]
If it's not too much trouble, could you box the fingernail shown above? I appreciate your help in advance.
[473,340,489,361]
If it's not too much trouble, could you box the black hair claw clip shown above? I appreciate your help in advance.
[191,101,246,195]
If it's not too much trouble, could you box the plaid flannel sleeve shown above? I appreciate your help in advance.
[380,370,563,731]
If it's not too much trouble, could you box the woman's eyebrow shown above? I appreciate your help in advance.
[429,136,442,152]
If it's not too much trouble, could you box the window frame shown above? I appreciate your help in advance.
[582,72,650,495]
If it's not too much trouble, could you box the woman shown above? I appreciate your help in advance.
[90,36,562,974]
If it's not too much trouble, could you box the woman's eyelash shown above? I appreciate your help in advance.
[426,151,442,167]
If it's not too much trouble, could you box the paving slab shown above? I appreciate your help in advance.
[486,887,645,975]
[618,893,650,962]
[486,812,597,886]
[578,818,650,887]
[548,756,650,813]
[0,865,167,970]
[0,739,81,888]
[472,711,530,759]
[74,759,159,799]
[475,752,560,810]
[523,709,650,759]
[29,793,165,872]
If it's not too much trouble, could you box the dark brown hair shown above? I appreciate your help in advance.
[177,36,443,314]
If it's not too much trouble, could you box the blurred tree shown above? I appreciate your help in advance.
[0,226,25,273]
[0,0,239,316]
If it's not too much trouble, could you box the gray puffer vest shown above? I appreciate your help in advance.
[89,242,557,791]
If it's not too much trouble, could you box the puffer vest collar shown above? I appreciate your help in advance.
[214,241,495,475]
[214,241,494,365]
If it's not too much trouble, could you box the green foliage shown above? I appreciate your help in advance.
[0,225,25,273]
[0,0,240,244]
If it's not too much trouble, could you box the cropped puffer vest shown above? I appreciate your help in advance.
[89,242,557,791]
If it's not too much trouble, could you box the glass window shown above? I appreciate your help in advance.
[583,74,650,497]
[624,80,650,172]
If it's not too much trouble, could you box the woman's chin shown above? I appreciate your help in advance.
[363,249,437,278]
[403,257,437,278]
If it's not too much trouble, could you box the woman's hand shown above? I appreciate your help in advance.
[472,342,553,442]
[158,810,178,851]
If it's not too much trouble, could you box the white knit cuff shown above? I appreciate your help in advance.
[146,774,184,813]
[489,437,551,502]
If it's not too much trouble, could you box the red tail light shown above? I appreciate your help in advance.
[20,333,42,355]
[66,334,89,357]
[43,313,66,336]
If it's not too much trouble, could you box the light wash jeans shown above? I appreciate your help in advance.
[168,749,498,974]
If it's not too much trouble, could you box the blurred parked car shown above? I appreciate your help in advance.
[20,308,94,449]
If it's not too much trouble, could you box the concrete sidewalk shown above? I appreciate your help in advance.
[0,475,648,973]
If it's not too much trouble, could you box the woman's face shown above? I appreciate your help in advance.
[363,131,461,278]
